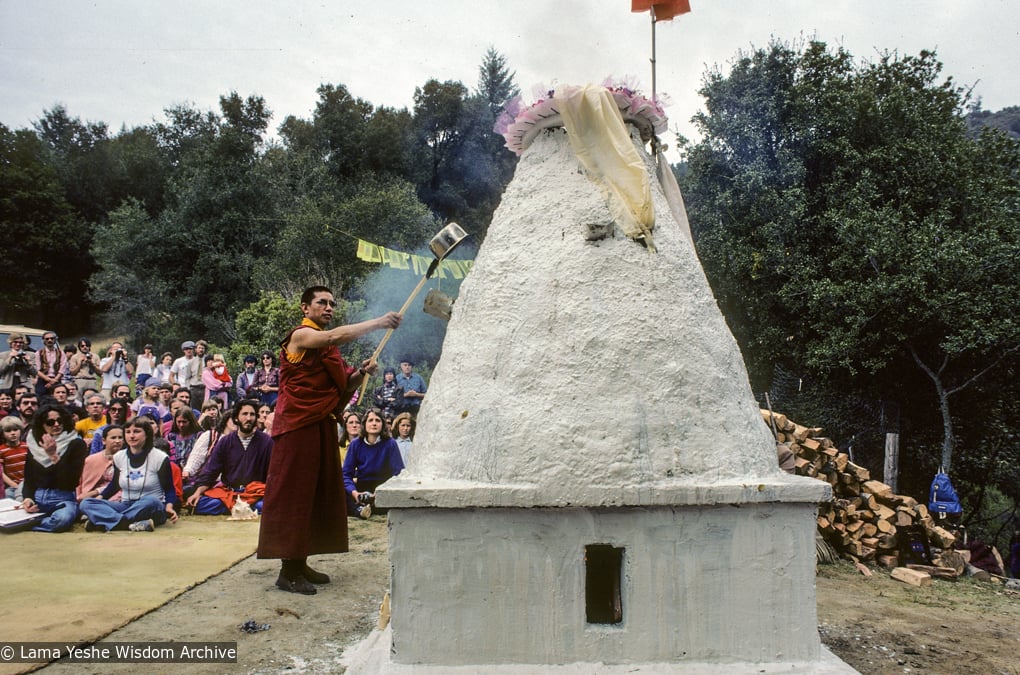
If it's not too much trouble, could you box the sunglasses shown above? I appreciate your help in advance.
[44,418,61,427]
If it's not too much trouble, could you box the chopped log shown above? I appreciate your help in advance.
[859,545,876,562]
[907,564,959,580]
[895,510,914,527]
[847,462,871,482]
[875,519,896,535]
[934,549,966,576]
[965,563,990,582]
[877,554,899,568]
[846,520,865,534]
[862,480,895,500]
[899,495,919,508]
[794,456,811,473]
[914,503,929,520]
[891,567,932,587]
[877,533,898,550]
[801,437,822,453]
[834,452,850,472]
[792,424,812,442]
[853,560,873,577]
[860,536,880,549]
[862,494,879,512]
[929,525,957,549]
[875,503,897,522]
[817,516,833,531]
[860,522,879,538]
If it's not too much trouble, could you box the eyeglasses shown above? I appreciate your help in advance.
[44,337,56,342]
[44,418,61,427]
[314,299,337,307]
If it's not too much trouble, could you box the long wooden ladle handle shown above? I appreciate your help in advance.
[358,274,430,402]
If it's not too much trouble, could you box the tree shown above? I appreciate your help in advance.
[0,124,88,328]
[256,175,439,297]
[413,79,469,194]
[476,46,520,119]
[682,41,1020,474]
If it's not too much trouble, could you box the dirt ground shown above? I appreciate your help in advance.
[31,517,1020,675]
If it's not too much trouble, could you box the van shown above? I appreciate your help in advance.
[0,325,55,352]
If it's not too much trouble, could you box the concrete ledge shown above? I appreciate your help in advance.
[376,474,831,509]
[341,626,859,674]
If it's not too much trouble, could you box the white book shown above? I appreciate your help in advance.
[0,497,44,529]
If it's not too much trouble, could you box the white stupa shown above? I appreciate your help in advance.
[344,85,853,673]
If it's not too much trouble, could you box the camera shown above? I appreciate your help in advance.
[357,492,374,505]
[116,349,127,360]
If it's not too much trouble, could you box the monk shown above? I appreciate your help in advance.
[257,285,401,594]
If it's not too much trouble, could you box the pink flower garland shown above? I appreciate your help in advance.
[494,79,669,155]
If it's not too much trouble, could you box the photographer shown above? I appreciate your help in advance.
[0,333,38,392]
[69,338,101,401]
[99,342,134,401]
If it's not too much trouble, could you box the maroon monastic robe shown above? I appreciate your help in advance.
[257,320,356,559]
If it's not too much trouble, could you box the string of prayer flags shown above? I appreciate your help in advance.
[356,239,474,279]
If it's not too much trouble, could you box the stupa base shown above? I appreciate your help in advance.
[342,625,857,674]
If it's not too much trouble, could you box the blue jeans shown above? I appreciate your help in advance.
[80,496,167,531]
[29,488,78,533]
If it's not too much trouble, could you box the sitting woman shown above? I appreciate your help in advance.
[20,404,88,532]
[338,411,361,465]
[79,418,179,532]
[165,407,201,469]
[342,408,404,520]
[77,424,125,501]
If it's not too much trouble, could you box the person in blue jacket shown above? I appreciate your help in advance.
[342,407,404,519]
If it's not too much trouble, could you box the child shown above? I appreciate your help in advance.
[0,416,28,499]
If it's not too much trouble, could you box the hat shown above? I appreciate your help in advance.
[181,340,196,350]
[143,380,160,389]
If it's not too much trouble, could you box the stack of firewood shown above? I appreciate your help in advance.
[761,409,958,571]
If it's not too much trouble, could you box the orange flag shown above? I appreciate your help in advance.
[631,0,691,21]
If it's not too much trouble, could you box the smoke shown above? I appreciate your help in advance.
[349,241,478,369]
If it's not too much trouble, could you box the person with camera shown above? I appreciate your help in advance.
[69,338,101,401]
[33,332,66,399]
[99,342,134,401]
[0,333,39,392]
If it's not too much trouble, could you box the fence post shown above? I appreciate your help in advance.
[884,432,900,492]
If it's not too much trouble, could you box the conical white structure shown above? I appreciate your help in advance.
[411,125,779,497]
[346,122,852,674]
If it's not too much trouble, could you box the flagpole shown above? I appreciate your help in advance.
[650,8,657,103]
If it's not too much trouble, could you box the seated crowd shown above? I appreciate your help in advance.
[0,332,427,533]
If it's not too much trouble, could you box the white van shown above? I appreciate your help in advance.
[0,324,55,352]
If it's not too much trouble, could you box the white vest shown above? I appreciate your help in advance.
[112,448,169,503]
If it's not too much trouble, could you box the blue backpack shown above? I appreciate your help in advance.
[929,469,963,515]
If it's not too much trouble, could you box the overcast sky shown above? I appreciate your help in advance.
[1,0,1017,143]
